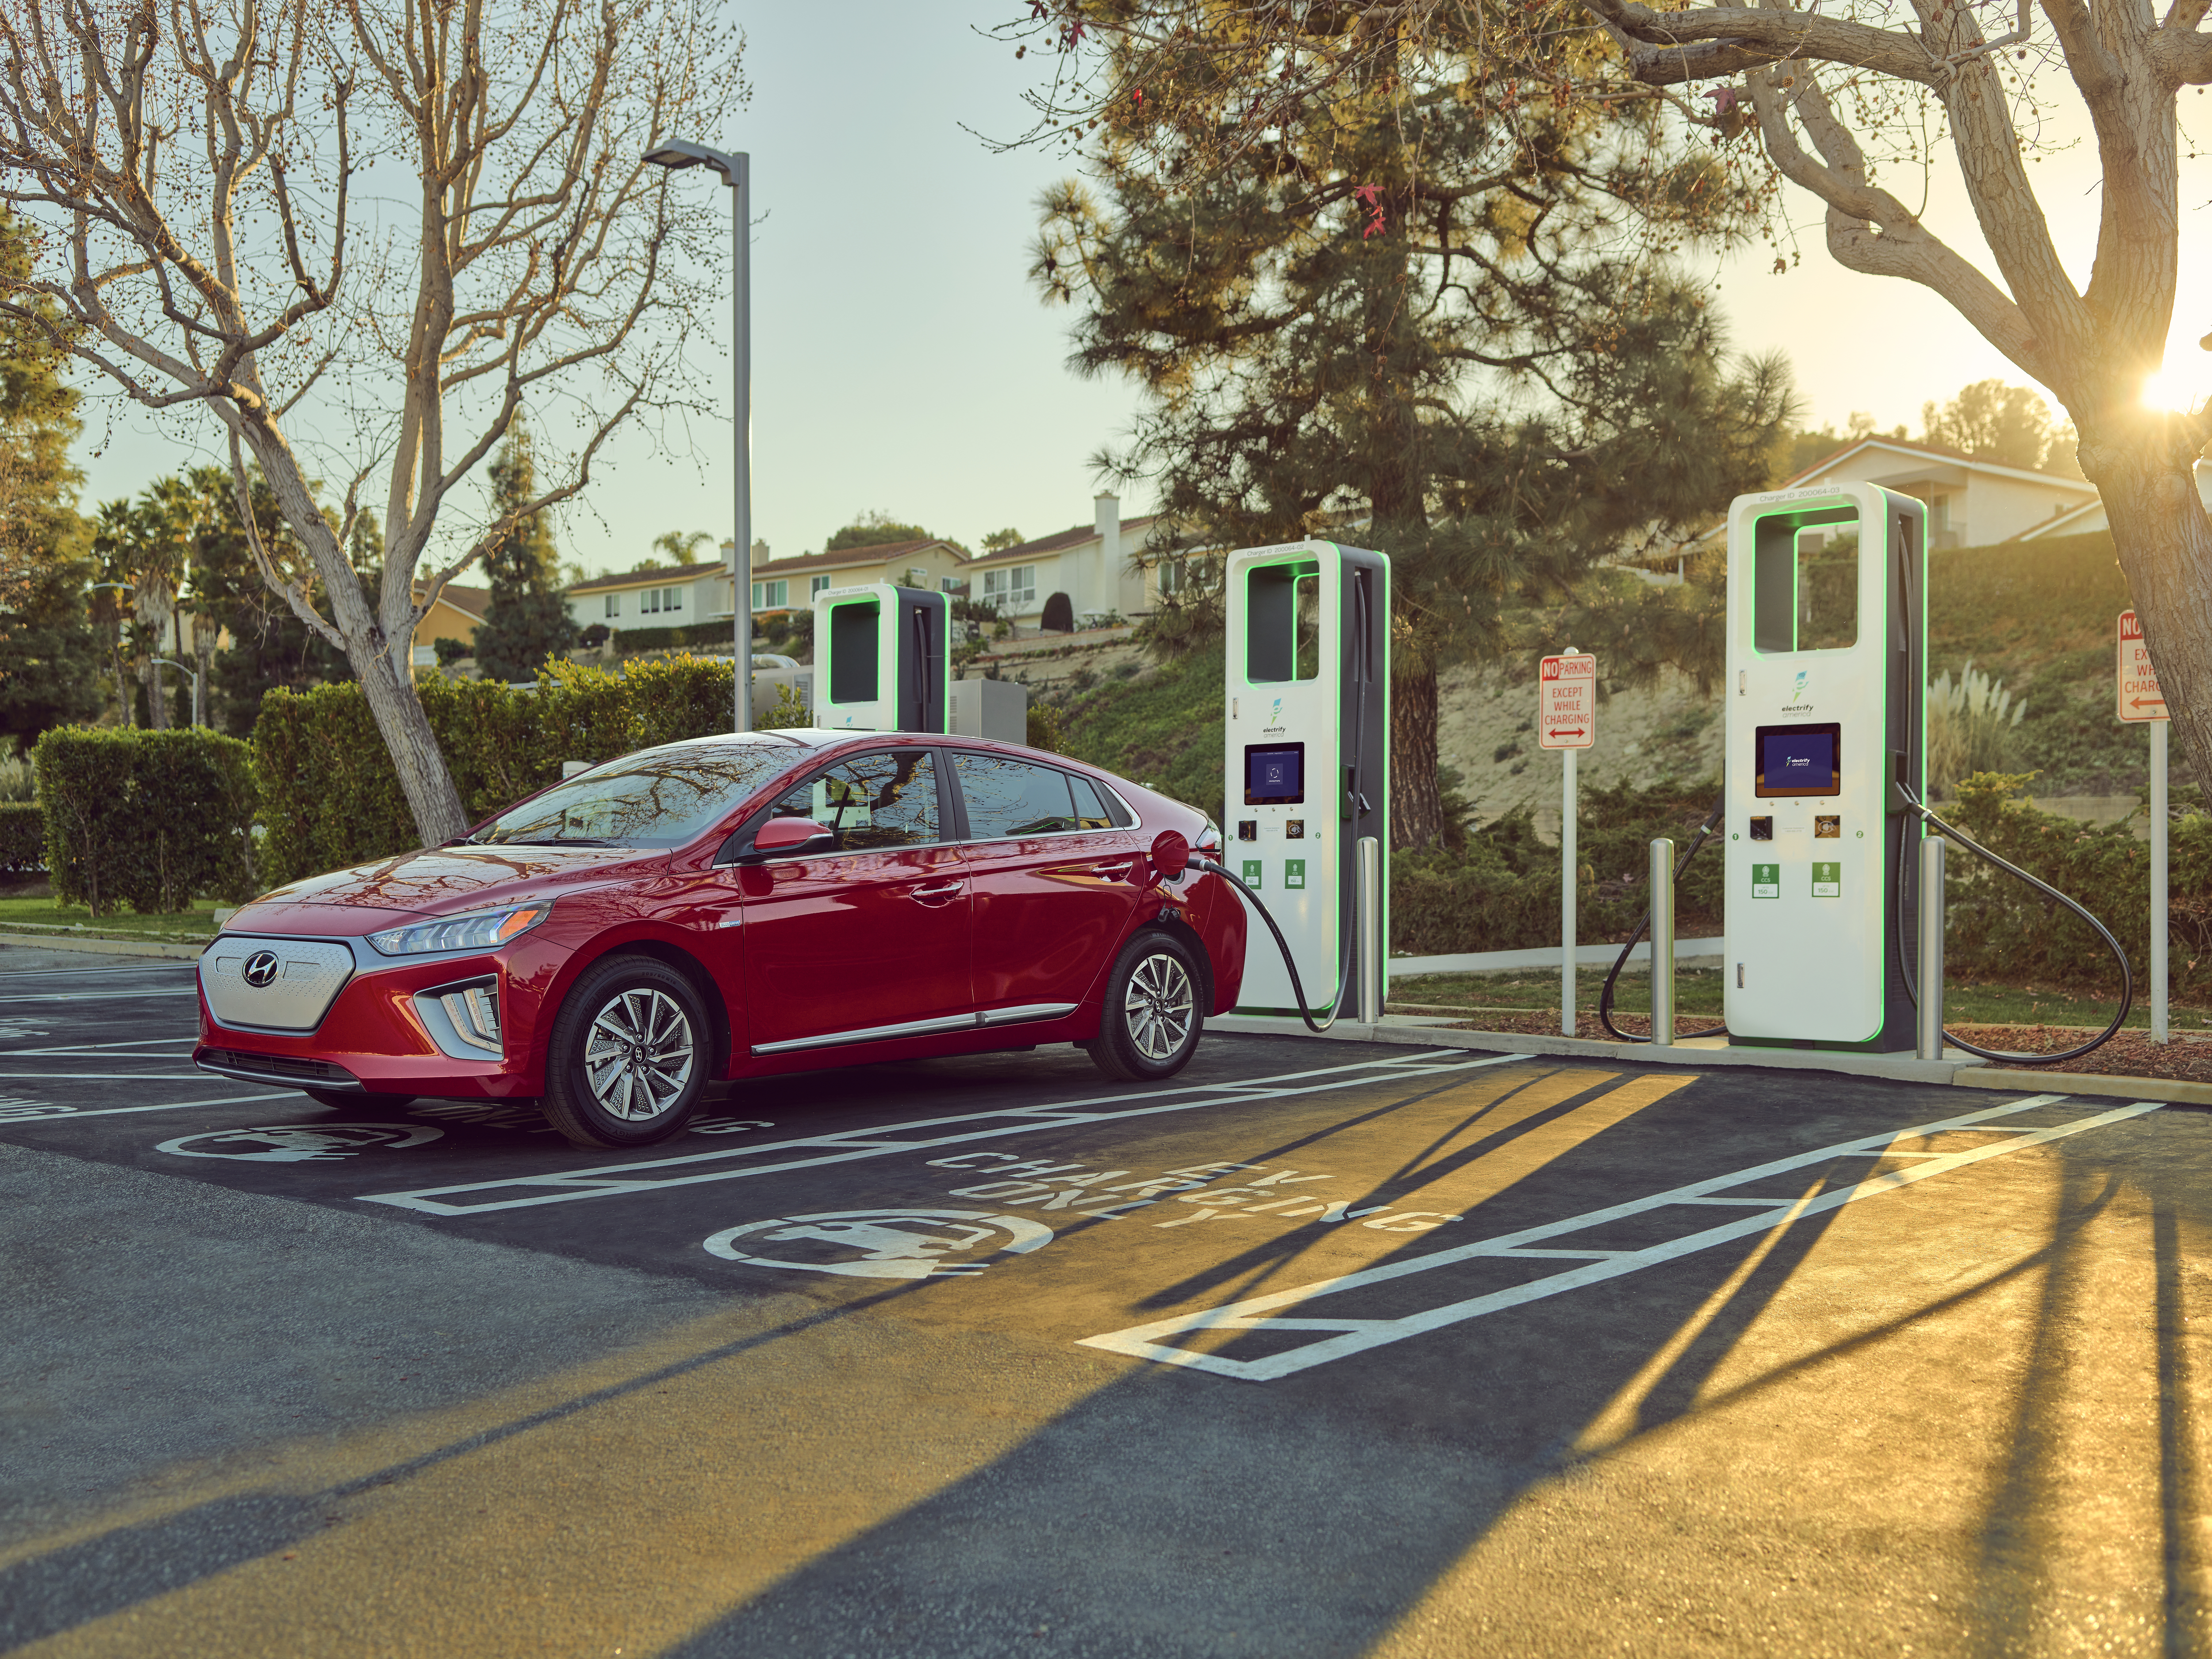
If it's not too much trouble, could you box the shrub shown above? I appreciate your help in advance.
[32,727,256,916]
[253,656,741,887]
[0,802,43,876]
[1939,771,2211,1000]
[1927,660,2025,799]
[609,620,734,654]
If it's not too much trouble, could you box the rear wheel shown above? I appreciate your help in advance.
[540,956,710,1148]
[305,1087,415,1111]
[1085,932,1203,1082]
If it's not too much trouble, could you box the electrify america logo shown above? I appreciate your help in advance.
[1263,696,1287,735]
[1780,669,1814,714]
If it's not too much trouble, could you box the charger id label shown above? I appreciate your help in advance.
[1812,861,1841,898]
[1751,863,1780,899]
[1284,859,1306,890]
[1242,860,1263,889]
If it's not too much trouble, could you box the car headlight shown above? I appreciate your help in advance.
[366,900,553,957]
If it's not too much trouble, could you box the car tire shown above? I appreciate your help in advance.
[1084,931,1204,1083]
[540,956,712,1148]
[305,1087,416,1111]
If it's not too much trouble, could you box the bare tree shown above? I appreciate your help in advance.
[0,0,743,842]
[1000,0,2212,795]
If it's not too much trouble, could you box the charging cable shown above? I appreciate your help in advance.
[1893,782,2134,1064]
[1598,793,1732,1044]
[1191,855,1356,1033]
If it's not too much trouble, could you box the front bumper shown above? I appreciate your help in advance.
[195,931,553,1100]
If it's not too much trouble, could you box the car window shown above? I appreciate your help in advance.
[1067,774,1114,831]
[468,741,799,847]
[762,749,940,853]
[954,753,1086,839]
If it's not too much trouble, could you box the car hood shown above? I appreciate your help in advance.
[243,843,664,923]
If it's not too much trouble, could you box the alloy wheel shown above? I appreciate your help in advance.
[1123,951,1195,1061]
[583,987,696,1121]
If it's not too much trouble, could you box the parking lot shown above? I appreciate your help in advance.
[4,944,2209,1657]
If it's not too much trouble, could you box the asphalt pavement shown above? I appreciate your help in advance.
[2,943,2208,1658]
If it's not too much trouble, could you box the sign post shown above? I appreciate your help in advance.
[1540,649,1598,1037]
[2119,610,2168,1042]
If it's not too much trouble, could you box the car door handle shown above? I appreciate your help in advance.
[909,882,964,902]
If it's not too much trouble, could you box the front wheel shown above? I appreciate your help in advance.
[540,956,711,1148]
[1085,932,1203,1083]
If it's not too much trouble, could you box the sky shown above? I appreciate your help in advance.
[63,4,2212,580]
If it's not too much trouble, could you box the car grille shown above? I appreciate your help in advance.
[197,1048,361,1088]
[201,937,355,1032]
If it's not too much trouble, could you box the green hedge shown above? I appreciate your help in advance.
[0,802,43,876]
[1940,772,2211,998]
[253,656,740,887]
[31,727,257,916]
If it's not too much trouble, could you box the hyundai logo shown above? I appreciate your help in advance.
[241,950,281,989]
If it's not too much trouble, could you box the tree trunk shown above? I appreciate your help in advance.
[1391,659,1445,849]
[2085,439,2212,801]
[355,652,469,846]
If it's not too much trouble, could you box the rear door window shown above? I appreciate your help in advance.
[760,749,941,852]
[953,753,1083,839]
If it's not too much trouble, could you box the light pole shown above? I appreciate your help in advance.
[644,138,752,733]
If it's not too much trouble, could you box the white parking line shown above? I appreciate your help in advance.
[0,1071,210,1079]
[1078,1094,2153,1382]
[0,988,200,1003]
[0,1038,199,1055]
[0,1092,294,1121]
[358,1051,1529,1217]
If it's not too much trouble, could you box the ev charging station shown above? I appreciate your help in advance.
[810,583,950,733]
[1221,540,1391,1019]
[1723,481,1927,1051]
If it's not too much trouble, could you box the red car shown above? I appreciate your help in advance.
[194,732,1241,1147]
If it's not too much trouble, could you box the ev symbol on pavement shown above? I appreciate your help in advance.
[701,1209,1055,1280]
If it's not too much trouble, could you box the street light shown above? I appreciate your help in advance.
[150,657,203,729]
[643,138,753,733]
[85,581,201,728]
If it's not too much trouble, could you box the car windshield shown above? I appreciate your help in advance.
[467,741,800,848]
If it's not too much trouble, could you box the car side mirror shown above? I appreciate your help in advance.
[736,817,835,863]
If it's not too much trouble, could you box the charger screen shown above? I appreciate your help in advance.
[1755,723,1842,798]
[1245,744,1305,806]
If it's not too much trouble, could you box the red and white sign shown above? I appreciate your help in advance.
[2119,611,2168,723]
[1538,653,1597,749]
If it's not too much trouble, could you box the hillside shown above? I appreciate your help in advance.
[1033,530,2161,832]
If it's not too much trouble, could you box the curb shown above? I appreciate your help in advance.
[0,932,205,961]
[1207,1014,2206,1103]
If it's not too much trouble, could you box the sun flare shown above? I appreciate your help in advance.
[2139,365,2206,411]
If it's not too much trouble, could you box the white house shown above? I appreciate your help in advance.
[745,539,971,615]
[1745,438,2099,549]
[564,556,742,634]
[2017,461,2212,540]
[962,495,1158,627]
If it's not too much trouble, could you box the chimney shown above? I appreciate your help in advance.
[1094,493,1120,558]
[752,538,769,565]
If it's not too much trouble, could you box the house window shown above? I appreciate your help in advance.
[810,574,833,597]
[603,593,620,618]
[982,565,1036,610]
[641,585,684,614]
[940,576,960,593]
[752,580,789,609]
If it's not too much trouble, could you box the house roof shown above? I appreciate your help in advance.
[1775,436,2096,494]
[751,539,961,580]
[565,561,726,595]
[964,514,1164,570]
[415,581,489,620]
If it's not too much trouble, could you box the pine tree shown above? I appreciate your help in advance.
[1034,46,1790,847]
[473,421,578,682]
[0,209,100,744]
